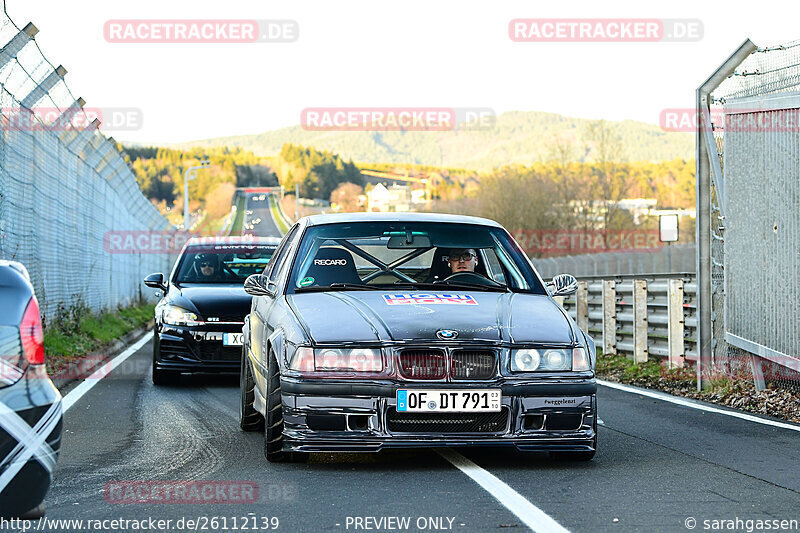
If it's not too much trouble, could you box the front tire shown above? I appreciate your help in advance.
[240,345,264,432]
[264,352,306,463]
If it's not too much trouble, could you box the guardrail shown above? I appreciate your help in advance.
[556,273,697,367]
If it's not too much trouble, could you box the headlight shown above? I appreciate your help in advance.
[161,305,201,326]
[511,347,591,372]
[289,347,383,372]
[512,349,541,371]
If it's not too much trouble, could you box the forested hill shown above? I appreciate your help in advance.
[173,111,693,171]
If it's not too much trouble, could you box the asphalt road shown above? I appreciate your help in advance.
[240,194,282,238]
[41,336,800,533]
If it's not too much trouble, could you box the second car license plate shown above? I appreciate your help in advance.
[223,333,244,346]
[396,389,501,412]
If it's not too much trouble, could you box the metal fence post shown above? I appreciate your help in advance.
[576,281,589,333]
[667,279,685,368]
[633,279,648,363]
[602,280,616,355]
[750,355,766,391]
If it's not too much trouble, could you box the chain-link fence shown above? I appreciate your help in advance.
[698,39,800,392]
[532,244,695,279]
[0,13,172,322]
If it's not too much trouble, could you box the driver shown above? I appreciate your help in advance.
[447,248,478,274]
[194,253,222,281]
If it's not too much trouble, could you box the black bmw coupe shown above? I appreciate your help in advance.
[239,213,597,462]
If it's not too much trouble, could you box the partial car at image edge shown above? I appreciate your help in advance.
[0,260,63,518]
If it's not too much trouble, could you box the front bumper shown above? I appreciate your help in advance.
[278,377,596,453]
[154,323,244,374]
[0,365,63,517]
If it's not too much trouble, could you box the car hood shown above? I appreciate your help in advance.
[287,291,575,345]
[171,283,251,321]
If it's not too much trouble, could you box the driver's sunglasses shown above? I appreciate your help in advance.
[449,253,476,262]
[199,262,213,268]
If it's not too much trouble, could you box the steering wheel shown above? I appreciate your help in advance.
[441,271,503,287]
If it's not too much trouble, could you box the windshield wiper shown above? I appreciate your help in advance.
[295,283,375,293]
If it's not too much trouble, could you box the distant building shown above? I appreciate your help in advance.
[367,183,412,212]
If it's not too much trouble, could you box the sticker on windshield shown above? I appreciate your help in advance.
[383,293,478,305]
[299,276,315,287]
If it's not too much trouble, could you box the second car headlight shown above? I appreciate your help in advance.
[161,305,201,326]
[511,348,590,372]
[288,347,383,372]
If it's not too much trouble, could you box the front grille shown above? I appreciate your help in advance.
[387,408,509,433]
[197,343,240,362]
[399,350,446,379]
[159,339,191,358]
[451,351,496,380]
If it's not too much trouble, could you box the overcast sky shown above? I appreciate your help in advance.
[7,0,796,145]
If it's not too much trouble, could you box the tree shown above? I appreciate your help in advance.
[330,182,364,212]
[205,182,236,219]
[584,120,631,231]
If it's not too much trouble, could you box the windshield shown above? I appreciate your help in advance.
[287,222,546,294]
[174,244,276,284]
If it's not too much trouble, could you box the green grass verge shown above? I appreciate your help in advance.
[44,302,154,373]
[229,194,247,235]
[268,194,291,235]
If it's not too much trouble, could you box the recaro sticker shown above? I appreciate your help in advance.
[383,293,478,305]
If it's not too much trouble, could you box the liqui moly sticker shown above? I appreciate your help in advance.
[382,293,478,305]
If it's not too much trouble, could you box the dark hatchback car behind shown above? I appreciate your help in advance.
[145,236,280,385]
[0,261,62,518]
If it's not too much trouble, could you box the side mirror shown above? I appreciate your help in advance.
[144,273,167,292]
[244,274,276,297]
[547,274,578,297]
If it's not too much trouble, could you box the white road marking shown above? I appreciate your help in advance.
[438,448,570,533]
[62,333,150,413]
[597,379,800,432]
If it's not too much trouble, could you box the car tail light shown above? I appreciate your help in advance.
[399,350,446,379]
[21,297,45,365]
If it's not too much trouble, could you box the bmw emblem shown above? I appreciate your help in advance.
[436,329,458,340]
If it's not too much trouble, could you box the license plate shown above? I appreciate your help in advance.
[223,333,244,346]
[396,389,501,412]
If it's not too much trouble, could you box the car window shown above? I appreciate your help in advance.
[266,225,299,281]
[173,244,276,284]
[287,222,546,294]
